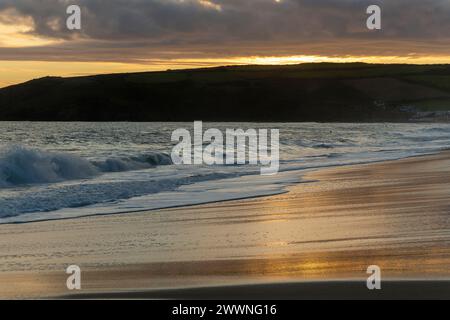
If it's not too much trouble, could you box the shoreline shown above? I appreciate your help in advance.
[1,151,450,299]
[0,150,443,226]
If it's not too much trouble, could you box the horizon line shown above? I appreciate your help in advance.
[2,60,450,90]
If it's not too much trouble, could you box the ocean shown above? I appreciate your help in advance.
[1,122,450,224]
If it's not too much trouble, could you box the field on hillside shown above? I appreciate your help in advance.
[1,63,449,121]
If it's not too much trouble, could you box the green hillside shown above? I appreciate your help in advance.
[1,63,449,122]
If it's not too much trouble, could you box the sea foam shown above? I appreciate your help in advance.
[0,145,172,187]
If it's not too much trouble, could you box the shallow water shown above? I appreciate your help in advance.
[1,122,450,223]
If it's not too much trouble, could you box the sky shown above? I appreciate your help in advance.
[0,0,449,87]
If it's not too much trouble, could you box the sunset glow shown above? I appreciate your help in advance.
[2,54,450,88]
[1,0,450,87]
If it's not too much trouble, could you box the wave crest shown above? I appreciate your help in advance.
[93,153,172,172]
[0,145,172,187]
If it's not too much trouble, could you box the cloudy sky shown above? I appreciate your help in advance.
[0,0,449,87]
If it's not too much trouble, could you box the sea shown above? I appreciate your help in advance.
[1,122,450,223]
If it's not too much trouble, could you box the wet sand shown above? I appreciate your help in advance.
[1,152,450,299]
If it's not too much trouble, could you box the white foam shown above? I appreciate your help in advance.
[1,122,450,224]
[0,145,172,187]
[0,145,99,187]
[0,170,300,224]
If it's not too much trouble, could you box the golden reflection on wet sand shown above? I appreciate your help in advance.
[1,152,450,298]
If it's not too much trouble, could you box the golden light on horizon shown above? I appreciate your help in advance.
[235,55,450,65]
[0,61,158,88]
[1,0,449,89]
[2,54,450,88]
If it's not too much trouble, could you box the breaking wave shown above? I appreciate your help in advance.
[0,145,172,187]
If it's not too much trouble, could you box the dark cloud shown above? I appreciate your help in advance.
[0,0,449,61]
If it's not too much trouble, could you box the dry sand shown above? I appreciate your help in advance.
[1,152,450,299]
